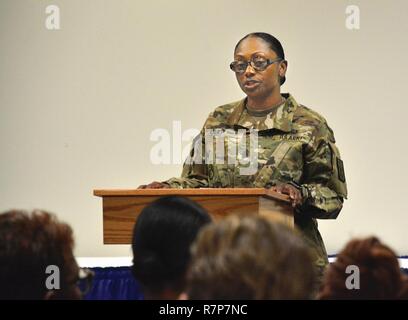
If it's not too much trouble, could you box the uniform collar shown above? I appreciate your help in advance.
[226,93,298,133]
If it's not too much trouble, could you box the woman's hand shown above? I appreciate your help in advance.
[270,183,303,208]
[138,181,170,189]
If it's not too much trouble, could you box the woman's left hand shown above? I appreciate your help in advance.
[270,183,303,208]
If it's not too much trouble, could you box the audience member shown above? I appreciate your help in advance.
[318,236,408,299]
[0,210,83,299]
[185,215,316,299]
[131,196,211,299]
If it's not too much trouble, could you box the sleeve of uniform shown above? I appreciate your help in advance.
[298,122,348,219]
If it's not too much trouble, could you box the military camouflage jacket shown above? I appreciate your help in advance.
[165,93,348,267]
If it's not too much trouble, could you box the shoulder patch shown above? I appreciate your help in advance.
[336,158,346,182]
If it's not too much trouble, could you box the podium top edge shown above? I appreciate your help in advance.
[94,188,266,196]
[93,188,290,202]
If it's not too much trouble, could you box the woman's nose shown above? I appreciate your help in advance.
[244,63,256,76]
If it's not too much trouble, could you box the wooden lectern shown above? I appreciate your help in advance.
[94,188,293,244]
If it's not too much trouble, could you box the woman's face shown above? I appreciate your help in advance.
[234,37,286,100]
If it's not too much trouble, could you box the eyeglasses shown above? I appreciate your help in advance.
[77,268,94,296]
[230,57,283,74]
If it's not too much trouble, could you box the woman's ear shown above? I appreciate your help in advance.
[178,292,189,300]
[279,60,288,78]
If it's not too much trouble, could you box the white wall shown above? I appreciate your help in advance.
[1,0,407,257]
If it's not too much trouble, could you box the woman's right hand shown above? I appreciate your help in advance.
[138,181,170,189]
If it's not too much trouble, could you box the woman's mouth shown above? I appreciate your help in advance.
[244,80,260,89]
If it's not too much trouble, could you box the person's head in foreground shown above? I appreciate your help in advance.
[185,215,316,299]
[131,196,211,299]
[0,210,82,300]
[318,236,408,300]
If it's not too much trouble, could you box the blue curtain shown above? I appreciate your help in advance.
[80,267,143,300]
[80,263,408,300]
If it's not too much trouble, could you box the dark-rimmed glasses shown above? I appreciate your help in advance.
[230,57,283,74]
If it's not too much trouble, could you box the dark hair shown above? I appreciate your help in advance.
[318,237,408,300]
[131,196,211,298]
[235,32,286,85]
[0,210,79,300]
[187,215,316,299]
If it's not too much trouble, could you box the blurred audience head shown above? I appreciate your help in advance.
[0,210,82,300]
[186,215,316,299]
[318,236,408,299]
[131,196,211,299]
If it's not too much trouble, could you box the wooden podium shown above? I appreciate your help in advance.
[94,188,293,244]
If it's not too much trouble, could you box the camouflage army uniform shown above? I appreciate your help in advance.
[165,93,348,268]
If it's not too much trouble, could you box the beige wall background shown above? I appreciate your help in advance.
[1,0,407,257]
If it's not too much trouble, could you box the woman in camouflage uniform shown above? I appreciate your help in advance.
[140,33,348,270]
